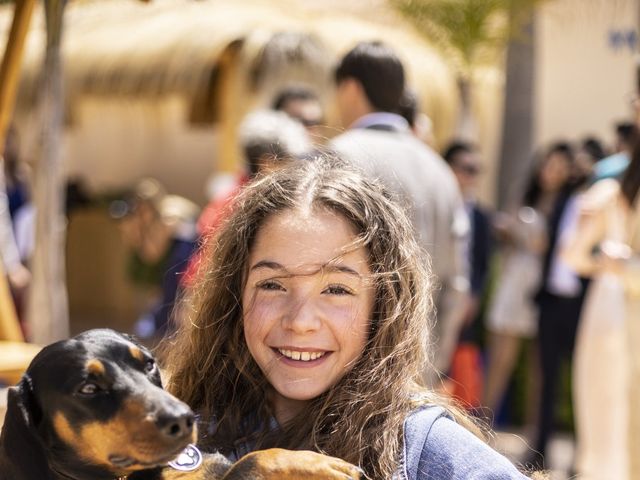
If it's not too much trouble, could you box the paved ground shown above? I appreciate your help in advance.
[493,428,576,479]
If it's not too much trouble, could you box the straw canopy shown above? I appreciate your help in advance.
[0,0,459,135]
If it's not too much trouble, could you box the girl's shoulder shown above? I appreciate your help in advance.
[400,406,530,480]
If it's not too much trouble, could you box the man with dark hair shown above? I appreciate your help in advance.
[330,41,469,382]
[443,141,493,328]
[334,41,405,116]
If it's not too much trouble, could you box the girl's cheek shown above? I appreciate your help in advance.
[322,302,370,337]
[245,295,287,329]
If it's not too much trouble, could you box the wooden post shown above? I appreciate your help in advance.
[27,0,69,343]
[0,0,36,342]
[216,42,244,174]
[0,0,37,148]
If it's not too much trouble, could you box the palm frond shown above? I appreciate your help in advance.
[392,0,547,74]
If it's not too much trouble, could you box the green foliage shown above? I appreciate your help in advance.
[393,0,544,75]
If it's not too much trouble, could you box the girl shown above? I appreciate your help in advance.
[162,157,528,479]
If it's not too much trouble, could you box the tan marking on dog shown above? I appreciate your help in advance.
[52,412,110,468]
[128,345,145,362]
[82,396,193,472]
[85,359,105,376]
[227,448,363,479]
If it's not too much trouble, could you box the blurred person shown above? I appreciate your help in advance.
[272,85,325,143]
[443,141,494,409]
[3,126,30,220]
[483,143,574,424]
[329,41,469,382]
[527,140,597,467]
[398,88,437,147]
[184,109,313,286]
[562,112,640,480]
[574,136,606,180]
[114,178,199,339]
[592,122,636,182]
[0,126,31,324]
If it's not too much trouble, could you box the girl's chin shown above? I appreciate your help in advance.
[271,385,325,407]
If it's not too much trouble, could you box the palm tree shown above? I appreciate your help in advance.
[392,0,545,205]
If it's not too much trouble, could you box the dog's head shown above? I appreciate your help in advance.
[7,328,196,476]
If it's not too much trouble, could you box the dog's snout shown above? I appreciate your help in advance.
[155,405,194,439]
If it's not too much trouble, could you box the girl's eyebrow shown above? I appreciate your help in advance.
[250,260,362,278]
[250,260,286,272]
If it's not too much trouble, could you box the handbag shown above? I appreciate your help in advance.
[449,342,483,409]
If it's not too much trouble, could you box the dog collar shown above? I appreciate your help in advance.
[168,444,203,471]
[111,445,202,479]
[50,445,201,480]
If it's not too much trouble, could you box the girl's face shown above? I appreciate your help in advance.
[242,207,374,423]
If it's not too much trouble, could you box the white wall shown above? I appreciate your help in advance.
[64,95,218,206]
[536,0,638,149]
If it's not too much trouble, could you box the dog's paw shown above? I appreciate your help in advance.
[227,448,363,479]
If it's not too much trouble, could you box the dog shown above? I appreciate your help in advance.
[0,329,362,479]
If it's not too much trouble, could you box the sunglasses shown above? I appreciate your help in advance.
[455,163,482,176]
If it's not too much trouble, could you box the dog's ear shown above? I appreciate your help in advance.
[7,374,42,431]
[119,331,144,348]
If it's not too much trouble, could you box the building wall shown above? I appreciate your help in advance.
[66,95,218,206]
[536,0,638,149]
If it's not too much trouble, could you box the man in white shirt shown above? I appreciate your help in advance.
[329,41,469,381]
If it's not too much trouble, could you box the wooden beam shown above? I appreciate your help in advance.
[217,41,244,174]
[0,0,36,342]
[0,0,36,148]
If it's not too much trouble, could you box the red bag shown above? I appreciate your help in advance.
[449,343,484,409]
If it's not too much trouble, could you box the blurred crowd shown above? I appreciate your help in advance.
[2,39,640,478]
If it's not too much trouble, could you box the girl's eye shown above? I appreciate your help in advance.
[78,383,100,396]
[257,280,285,291]
[323,284,353,295]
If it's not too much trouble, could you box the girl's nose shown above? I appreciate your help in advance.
[282,297,321,333]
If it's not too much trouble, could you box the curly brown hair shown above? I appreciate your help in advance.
[161,156,475,479]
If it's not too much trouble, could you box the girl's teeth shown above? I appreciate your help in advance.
[279,349,325,361]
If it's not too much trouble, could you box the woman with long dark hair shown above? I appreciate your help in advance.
[563,128,640,479]
[483,143,573,421]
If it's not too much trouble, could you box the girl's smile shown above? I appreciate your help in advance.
[242,207,374,424]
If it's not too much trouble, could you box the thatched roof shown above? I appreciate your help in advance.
[0,0,460,136]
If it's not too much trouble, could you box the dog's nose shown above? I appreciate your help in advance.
[155,406,195,439]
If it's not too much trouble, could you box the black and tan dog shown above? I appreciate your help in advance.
[0,329,362,480]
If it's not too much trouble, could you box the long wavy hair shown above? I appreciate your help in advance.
[161,156,476,479]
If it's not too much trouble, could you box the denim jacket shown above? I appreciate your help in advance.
[398,406,529,480]
[215,406,528,479]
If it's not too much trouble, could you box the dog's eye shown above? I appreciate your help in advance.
[78,383,100,396]
[144,359,156,373]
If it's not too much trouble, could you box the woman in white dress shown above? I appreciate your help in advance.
[562,150,640,479]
